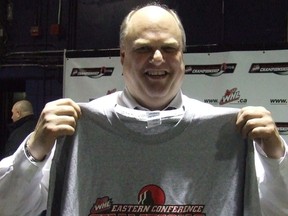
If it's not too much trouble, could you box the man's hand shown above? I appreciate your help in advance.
[236,106,284,159]
[27,98,81,161]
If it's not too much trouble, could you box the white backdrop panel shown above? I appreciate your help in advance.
[64,50,288,140]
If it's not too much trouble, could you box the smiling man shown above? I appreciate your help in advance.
[120,6,185,110]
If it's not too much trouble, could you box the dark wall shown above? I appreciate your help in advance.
[73,0,288,49]
[1,0,287,53]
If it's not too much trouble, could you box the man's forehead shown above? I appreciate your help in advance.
[126,6,180,37]
[122,5,184,50]
[130,6,173,23]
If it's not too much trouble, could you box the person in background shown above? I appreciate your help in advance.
[3,100,37,157]
[0,3,287,216]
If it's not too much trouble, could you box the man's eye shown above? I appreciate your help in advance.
[162,47,177,53]
[135,47,151,52]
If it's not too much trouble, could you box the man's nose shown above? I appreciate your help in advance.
[150,50,164,65]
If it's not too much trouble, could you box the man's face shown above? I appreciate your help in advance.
[121,6,185,110]
[11,105,19,122]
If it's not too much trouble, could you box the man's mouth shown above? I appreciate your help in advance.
[145,70,168,76]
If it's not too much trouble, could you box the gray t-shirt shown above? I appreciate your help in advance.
[47,92,261,216]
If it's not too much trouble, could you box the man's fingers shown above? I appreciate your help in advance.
[236,106,270,138]
[45,98,81,118]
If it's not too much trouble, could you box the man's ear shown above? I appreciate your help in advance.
[120,50,125,65]
[16,110,21,118]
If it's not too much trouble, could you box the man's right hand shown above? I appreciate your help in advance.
[26,98,81,161]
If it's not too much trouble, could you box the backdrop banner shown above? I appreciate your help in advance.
[64,50,288,140]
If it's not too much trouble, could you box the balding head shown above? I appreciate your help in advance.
[120,3,186,51]
[11,100,34,122]
[119,3,186,110]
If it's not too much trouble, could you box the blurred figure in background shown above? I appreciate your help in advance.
[3,100,37,157]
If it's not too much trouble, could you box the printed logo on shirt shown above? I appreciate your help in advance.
[249,63,288,75]
[88,184,206,216]
[71,67,114,78]
[185,63,236,77]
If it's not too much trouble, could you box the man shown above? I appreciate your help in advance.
[0,3,287,216]
[3,100,37,157]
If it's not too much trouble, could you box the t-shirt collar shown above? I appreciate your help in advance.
[118,87,183,111]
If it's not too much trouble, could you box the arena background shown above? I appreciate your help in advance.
[64,49,288,142]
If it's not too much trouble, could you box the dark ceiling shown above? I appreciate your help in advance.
[0,0,287,66]
[1,0,288,50]
[73,0,288,50]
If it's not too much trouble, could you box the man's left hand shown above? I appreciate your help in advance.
[236,106,284,159]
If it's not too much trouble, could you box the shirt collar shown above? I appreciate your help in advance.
[118,87,183,111]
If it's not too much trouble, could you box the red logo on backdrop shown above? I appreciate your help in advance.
[185,63,236,77]
[249,63,288,75]
[204,87,247,105]
[276,123,288,135]
[71,67,114,78]
[219,88,241,105]
[107,88,117,95]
